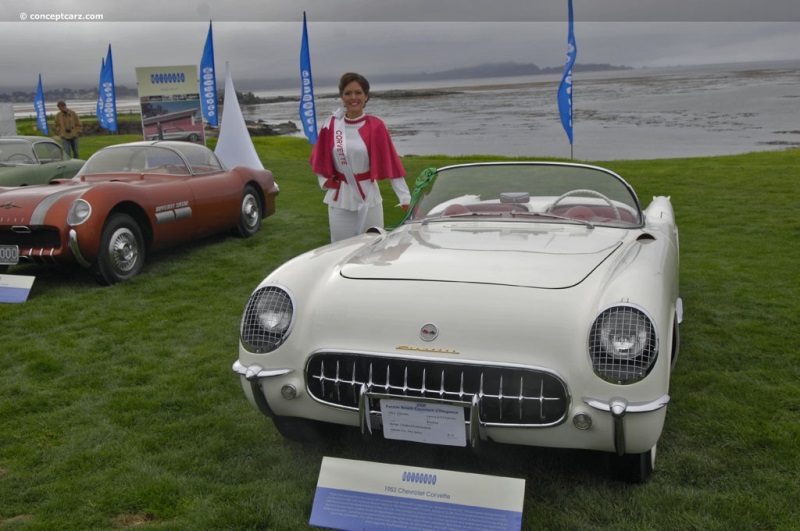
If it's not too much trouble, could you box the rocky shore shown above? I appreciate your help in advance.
[81,119,300,138]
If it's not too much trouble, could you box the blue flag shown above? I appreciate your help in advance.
[557,0,577,145]
[200,21,219,127]
[34,74,49,135]
[299,12,318,144]
[98,45,118,132]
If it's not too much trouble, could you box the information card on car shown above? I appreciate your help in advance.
[380,399,466,447]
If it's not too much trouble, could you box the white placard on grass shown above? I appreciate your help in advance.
[310,457,525,531]
[0,275,35,303]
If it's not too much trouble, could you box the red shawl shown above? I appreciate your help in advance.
[310,115,405,181]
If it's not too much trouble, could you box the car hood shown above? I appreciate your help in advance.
[339,222,625,289]
[0,181,90,224]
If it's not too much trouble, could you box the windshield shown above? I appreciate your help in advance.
[407,162,643,227]
[0,140,36,165]
[77,145,192,176]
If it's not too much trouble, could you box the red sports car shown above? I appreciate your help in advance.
[0,141,279,284]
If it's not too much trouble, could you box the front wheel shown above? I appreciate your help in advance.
[237,185,262,237]
[95,213,146,285]
[608,444,656,484]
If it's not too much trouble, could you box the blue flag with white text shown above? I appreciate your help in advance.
[200,21,219,127]
[557,0,576,145]
[299,12,318,144]
[34,74,49,135]
[98,45,118,132]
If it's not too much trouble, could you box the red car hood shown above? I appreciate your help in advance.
[340,223,625,289]
[0,181,90,225]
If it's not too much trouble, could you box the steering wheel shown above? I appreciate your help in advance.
[547,189,621,220]
[7,153,35,163]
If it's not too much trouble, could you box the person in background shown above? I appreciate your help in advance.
[310,72,410,243]
[53,100,83,158]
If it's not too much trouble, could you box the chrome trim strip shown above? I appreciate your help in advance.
[174,206,192,220]
[155,211,175,224]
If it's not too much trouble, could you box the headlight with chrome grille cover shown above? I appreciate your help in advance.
[240,286,294,353]
[589,305,658,384]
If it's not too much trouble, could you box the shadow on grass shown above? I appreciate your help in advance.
[4,232,237,297]
[279,423,611,486]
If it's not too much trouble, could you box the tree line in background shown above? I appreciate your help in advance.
[0,85,139,104]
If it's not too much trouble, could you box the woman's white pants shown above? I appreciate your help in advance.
[328,204,384,242]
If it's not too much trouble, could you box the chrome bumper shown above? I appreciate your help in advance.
[68,229,91,268]
[583,395,670,455]
[232,360,293,419]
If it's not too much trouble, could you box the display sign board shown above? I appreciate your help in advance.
[0,274,35,303]
[135,65,205,145]
[310,457,525,531]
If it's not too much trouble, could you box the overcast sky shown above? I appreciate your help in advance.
[1,0,798,91]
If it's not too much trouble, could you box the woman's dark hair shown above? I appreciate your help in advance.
[339,72,370,96]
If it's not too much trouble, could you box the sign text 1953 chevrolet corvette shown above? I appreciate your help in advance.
[233,162,681,483]
[0,141,278,284]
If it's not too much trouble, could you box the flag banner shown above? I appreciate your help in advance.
[99,45,118,132]
[34,75,49,135]
[299,12,318,144]
[200,21,219,127]
[557,0,576,145]
[214,63,264,170]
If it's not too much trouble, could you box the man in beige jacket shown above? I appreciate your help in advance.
[53,100,83,158]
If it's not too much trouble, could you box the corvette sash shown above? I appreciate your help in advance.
[333,110,370,233]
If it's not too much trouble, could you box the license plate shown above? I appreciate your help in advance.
[0,244,19,266]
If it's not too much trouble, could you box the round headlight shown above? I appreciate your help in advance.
[67,199,92,226]
[589,305,658,384]
[598,311,650,360]
[240,286,295,353]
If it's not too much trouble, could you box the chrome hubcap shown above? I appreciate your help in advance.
[242,194,258,229]
[108,228,138,274]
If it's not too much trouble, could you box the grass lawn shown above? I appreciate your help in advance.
[1,132,799,530]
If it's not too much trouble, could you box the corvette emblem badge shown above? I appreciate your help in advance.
[420,323,438,341]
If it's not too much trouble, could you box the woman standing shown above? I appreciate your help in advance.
[310,72,410,242]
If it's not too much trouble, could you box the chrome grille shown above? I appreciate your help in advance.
[0,228,61,249]
[306,352,569,426]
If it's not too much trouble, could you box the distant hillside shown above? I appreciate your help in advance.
[372,61,632,83]
[221,62,632,91]
[0,62,632,102]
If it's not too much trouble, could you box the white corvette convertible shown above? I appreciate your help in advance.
[233,162,681,483]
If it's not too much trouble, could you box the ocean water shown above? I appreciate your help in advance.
[12,60,800,161]
[244,60,800,161]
